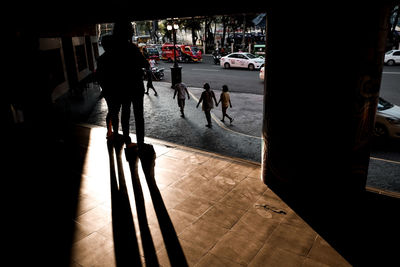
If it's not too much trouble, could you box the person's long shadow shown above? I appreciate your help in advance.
[136,144,189,267]
[107,137,143,266]
[124,143,159,266]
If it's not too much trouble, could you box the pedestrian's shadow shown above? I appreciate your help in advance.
[108,137,158,266]
[124,143,159,266]
[128,143,189,267]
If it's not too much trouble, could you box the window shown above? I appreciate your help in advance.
[393,51,400,56]
[75,45,87,72]
[377,97,394,111]
[42,48,65,89]
[245,53,257,59]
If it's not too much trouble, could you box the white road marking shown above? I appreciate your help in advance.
[382,72,400,75]
[370,156,400,165]
[188,91,262,140]
[191,69,220,72]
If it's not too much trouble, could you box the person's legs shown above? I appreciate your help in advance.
[178,99,185,117]
[223,106,233,123]
[205,110,212,127]
[104,97,113,136]
[132,95,145,145]
[151,86,158,96]
[108,99,121,134]
[221,107,227,122]
[121,100,132,144]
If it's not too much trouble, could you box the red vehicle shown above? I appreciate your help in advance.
[161,43,202,62]
[143,46,160,61]
[178,45,202,62]
[161,43,182,62]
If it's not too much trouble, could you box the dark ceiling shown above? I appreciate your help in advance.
[12,3,268,28]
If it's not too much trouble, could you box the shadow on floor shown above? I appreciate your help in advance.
[108,136,188,266]
[268,181,400,266]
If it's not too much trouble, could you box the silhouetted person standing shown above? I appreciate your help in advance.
[106,20,150,146]
[96,34,119,138]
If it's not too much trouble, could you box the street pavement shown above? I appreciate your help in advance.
[86,81,264,163]
[85,80,399,194]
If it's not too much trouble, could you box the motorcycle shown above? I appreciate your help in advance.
[212,49,227,65]
[150,67,164,81]
[213,53,221,65]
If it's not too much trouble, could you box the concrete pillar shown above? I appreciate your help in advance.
[261,5,396,265]
[262,3,394,197]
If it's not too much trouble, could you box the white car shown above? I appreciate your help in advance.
[384,50,400,66]
[375,97,400,139]
[221,52,264,71]
[259,66,265,81]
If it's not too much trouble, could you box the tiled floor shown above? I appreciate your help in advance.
[69,125,350,267]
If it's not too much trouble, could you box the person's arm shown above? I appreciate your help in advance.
[196,94,203,108]
[185,87,190,99]
[173,87,177,99]
[229,99,232,108]
[217,94,221,105]
[212,91,218,106]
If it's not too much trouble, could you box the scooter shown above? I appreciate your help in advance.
[151,67,164,81]
[213,53,221,65]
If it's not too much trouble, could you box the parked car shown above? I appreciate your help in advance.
[375,97,400,139]
[259,66,265,81]
[384,49,400,66]
[220,52,264,70]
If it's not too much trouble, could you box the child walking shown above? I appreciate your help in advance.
[196,83,218,128]
[217,85,233,124]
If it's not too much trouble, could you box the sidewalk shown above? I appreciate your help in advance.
[68,124,350,267]
[86,81,263,163]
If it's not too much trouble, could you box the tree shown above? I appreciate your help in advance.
[181,17,202,46]
[204,16,217,53]
[159,20,172,43]
[221,15,230,48]
[150,20,159,44]
[388,5,400,50]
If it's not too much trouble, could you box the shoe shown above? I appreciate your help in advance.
[181,114,185,118]
[206,124,212,128]
[154,93,158,96]
[230,118,234,124]
[220,119,225,122]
